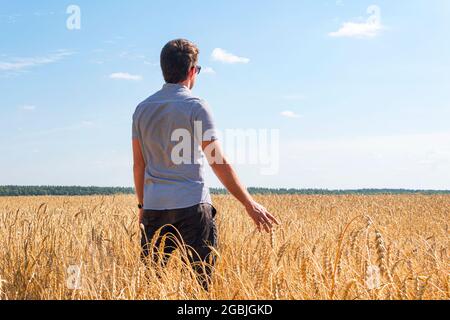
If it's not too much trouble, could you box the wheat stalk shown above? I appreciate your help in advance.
[0,194,447,300]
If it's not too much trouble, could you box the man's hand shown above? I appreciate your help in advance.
[202,140,281,233]
[245,200,281,233]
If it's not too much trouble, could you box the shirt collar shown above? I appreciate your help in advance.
[162,83,190,92]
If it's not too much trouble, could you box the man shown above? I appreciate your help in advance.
[132,39,280,290]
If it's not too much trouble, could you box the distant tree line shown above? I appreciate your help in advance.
[0,186,134,197]
[242,188,450,195]
[0,185,449,197]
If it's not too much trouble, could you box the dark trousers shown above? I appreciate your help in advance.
[140,203,218,290]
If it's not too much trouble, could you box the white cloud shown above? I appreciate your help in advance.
[281,111,301,119]
[24,121,98,137]
[118,51,147,61]
[0,14,22,24]
[329,21,383,38]
[0,50,74,72]
[329,5,385,38]
[144,61,159,67]
[90,60,105,65]
[20,105,37,111]
[211,48,250,64]
[109,72,143,81]
[33,11,55,17]
[202,67,216,74]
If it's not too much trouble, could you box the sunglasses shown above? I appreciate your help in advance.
[195,65,202,75]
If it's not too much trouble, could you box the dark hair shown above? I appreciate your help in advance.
[160,39,199,84]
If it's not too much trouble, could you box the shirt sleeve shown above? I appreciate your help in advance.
[193,100,219,142]
[132,111,139,139]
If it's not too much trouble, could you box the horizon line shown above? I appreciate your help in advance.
[1,185,449,192]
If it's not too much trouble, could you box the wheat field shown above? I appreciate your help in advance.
[0,194,448,300]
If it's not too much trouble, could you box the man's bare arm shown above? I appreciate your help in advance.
[202,140,280,232]
[132,138,145,222]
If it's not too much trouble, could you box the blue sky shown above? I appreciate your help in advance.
[1,0,449,189]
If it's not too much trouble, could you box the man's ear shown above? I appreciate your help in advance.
[189,66,196,78]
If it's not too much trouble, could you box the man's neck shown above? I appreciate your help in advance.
[178,80,191,90]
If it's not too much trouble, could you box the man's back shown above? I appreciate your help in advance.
[132,83,218,210]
